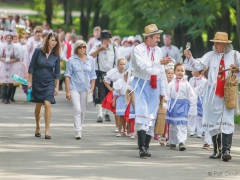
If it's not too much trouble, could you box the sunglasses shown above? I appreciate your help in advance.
[77,46,86,49]
[50,32,58,37]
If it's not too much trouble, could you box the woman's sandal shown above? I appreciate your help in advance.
[45,135,51,139]
[35,132,41,137]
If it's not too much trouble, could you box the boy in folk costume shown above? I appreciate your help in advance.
[131,24,172,157]
[166,63,197,151]
[188,70,207,138]
[184,32,240,161]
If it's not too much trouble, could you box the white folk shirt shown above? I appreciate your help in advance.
[10,19,26,32]
[167,79,197,116]
[132,43,168,96]
[161,45,182,63]
[89,43,118,72]
[184,50,240,134]
[69,41,76,57]
[118,46,133,59]
[24,39,42,68]
[189,76,207,90]
[87,37,100,53]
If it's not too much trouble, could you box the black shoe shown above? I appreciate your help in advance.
[179,142,186,151]
[3,99,10,104]
[35,133,41,137]
[170,144,176,149]
[222,150,232,162]
[209,150,221,159]
[45,135,51,139]
[104,114,111,121]
[97,116,103,123]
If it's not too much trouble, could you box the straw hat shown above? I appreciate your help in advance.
[210,32,232,43]
[142,24,163,37]
[0,13,8,19]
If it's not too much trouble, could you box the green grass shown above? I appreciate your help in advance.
[0,3,30,9]
[234,115,240,125]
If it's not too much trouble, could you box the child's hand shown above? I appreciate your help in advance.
[112,101,116,107]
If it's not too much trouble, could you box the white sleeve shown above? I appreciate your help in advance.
[193,80,208,97]
[187,83,197,116]
[133,47,161,75]
[234,51,240,83]
[104,68,119,84]
[159,65,168,97]
[184,51,213,71]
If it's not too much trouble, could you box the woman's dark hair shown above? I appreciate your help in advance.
[41,32,60,56]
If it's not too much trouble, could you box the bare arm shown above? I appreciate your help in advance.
[10,58,20,63]
[103,80,114,91]
[28,73,33,88]
[65,76,71,100]
[89,79,96,92]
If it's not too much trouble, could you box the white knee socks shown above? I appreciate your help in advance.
[96,104,102,118]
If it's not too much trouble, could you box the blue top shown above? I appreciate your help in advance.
[65,54,97,92]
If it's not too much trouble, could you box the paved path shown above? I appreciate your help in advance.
[1,88,240,180]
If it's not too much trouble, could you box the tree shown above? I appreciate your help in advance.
[236,0,240,49]
[45,0,53,27]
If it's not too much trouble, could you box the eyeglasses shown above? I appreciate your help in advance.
[77,46,86,49]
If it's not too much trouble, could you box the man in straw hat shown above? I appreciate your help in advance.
[131,24,173,157]
[0,13,11,31]
[184,32,240,162]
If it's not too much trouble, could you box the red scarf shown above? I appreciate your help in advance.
[215,55,225,98]
[65,41,72,59]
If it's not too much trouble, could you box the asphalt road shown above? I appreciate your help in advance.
[0,88,240,180]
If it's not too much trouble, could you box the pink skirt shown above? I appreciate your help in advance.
[0,61,25,83]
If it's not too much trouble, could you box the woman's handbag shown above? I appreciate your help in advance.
[224,51,239,110]
[154,97,166,135]
[87,92,93,102]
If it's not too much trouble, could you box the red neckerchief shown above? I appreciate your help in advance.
[215,55,225,98]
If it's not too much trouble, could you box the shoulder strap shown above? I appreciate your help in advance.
[113,45,116,68]
[97,44,101,71]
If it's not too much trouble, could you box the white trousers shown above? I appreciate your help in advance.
[71,91,87,134]
[187,115,203,135]
[136,123,154,137]
[169,124,187,145]
[204,131,212,145]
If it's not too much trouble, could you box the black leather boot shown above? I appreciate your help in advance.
[10,86,16,102]
[209,134,221,159]
[145,134,152,157]
[7,85,13,103]
[222,133,232,162]
[0,85,2,99]
[2,85,9,104]
[137,130,147,157]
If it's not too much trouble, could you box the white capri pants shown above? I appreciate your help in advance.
[136,123,154,137]
[71,91,88,134]
[169,124,187,145]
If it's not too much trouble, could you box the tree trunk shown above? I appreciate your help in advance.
[45,0,53,27]
[64,0,72,32]
[92,0,100,28]
[236,0,240,49]
[80,0,92,40]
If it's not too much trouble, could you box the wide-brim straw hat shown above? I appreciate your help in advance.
[0,13,8,19]
[210,32,232,43]
[142,24,163,37]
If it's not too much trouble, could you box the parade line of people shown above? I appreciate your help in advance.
[0,17,239,162]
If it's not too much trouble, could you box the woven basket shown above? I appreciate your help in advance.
[154,98,166,135]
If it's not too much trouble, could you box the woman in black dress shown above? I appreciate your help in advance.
[28,32,60,139]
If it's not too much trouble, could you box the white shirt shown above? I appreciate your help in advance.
[161,45,182,63]
[118,46,133,59]
[167,79,197,116]
[189,76,207,90]
[69,41,76,57]
[10,19,26,32]
[43,29,53,33]
[24,38,43,68]
[89,43,118,72]
[87,37,100,53]
[0,19,11,30]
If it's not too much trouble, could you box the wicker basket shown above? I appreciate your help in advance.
[154,98,166,135]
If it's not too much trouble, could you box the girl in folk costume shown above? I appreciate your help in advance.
[103,57,127,136]
[160,62,175,146]
[190,68,213,149]
[184,32,240,161]
[166,62,197,151]
[0,31,23,104]
[188,70,207,138]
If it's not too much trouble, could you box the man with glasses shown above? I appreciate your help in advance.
[89,30,118,122]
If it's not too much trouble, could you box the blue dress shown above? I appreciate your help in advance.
[28,48,60,104]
